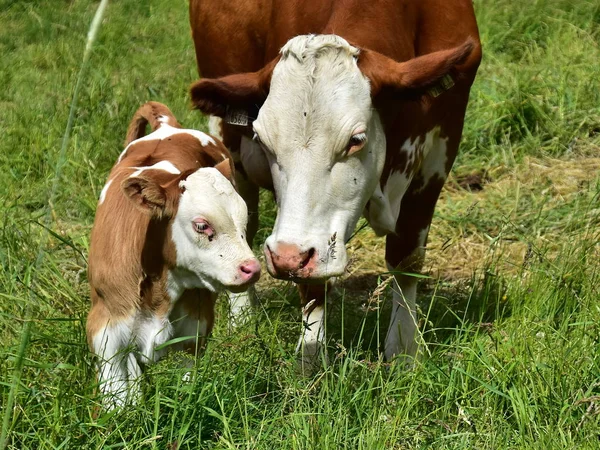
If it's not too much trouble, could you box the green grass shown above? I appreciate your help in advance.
[1,0,599,448]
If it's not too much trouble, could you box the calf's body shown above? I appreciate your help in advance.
[87,102,260,407]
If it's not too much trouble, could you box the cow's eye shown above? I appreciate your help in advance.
[346,132,367,156]
[193,219,215,241]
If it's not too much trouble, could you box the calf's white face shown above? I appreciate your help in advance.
[124,165,259,295]
[171,168,258,293]
[254,35,386,280]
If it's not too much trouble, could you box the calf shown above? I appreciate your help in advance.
[86,102,260,407]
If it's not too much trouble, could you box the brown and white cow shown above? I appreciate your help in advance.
[87,102,260,407]
[189,0,481,365]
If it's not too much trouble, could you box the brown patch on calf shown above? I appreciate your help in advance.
[125,102,182,146]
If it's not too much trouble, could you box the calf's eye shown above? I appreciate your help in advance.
[192,219,215,241]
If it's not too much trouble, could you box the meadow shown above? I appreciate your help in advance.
[1,0,599,448]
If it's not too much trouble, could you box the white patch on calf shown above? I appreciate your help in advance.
[365,127,448,234]
[118,124,216,162]
[366,170,411,236]
[130,160,181,177]
[135,315,173,363]
[99,179,113,205]
[91,317,138,408]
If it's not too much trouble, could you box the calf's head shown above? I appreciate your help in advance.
[123,161,260,293]
[191,34,474,281]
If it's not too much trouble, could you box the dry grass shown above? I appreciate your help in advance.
[345,154,600,283]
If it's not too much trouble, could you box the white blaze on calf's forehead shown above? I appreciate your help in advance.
[118,123,217,162]
[179,168,248,229]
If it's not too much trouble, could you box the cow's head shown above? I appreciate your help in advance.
[191,35,474,281]
[122,158,260,293]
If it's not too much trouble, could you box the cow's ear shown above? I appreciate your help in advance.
[122,175,177,218]
[358,39,477,97]
[190,58,279,118]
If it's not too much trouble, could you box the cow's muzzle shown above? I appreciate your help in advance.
[264,242,319,280]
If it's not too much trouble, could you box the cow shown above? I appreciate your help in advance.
[188,0,482,366]
[87,102,260,407]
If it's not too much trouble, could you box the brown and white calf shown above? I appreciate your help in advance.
[87,102,260,407]
[189,0,482,366]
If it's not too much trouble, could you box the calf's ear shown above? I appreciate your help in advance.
[122,176,171,218]
[214,158,234,183]
[358,38,478,97]
[190,58,278,118]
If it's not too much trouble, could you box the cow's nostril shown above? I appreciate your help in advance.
[240,265,252,274]
[299,248,316,269]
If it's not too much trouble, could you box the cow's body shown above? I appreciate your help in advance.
[87,102,260,407]
[189,0,481,365]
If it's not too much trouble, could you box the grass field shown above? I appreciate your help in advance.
[1,0,599,448]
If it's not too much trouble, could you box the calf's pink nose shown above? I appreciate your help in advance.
[239,259,261,283]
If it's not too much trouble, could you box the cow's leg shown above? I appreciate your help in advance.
[384,240,426,362]
[87,305,139,409]
[296,284,328,373]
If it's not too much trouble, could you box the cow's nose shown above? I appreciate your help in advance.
[239,258,261,284]
[264,242,318,278]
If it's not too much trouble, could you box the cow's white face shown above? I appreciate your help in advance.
[171,167,260,292]
[253,35,386,280]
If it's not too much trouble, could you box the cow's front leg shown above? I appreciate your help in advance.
[296,283,327,373]
[384,220,429,363]
[384,272,420,361]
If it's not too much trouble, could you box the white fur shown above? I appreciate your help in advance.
[295,300,325,369]
[135,315,173,363]
[98,179,113,205]
[384,273,419,361]
[118,124,216,162]
[365,128,444,234]
[130,160,181,178]
[169,167,256,293]
[92,318,138,408]
[227,289,255,327]
[256,35,386,279]
[208,116,223,141]
[417,127,449,190]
